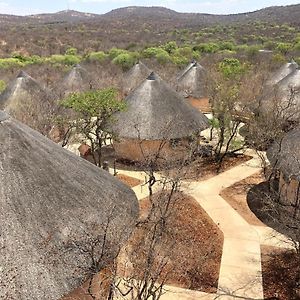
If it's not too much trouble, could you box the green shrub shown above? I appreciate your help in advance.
[162,41,177,54]
[65,47,78,56]
[112,53,136,70]
[109,48,128,59]
[193,43,220,53]
[155,51,171,64]
[0,58,24,69]
[171,55,189,66]
[0,80,6,93]
[87,51,108,62]
[218,58,247,78]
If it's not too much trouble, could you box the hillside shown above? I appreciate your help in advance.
[0,4,299,57]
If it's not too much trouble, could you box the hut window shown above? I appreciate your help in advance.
[170,138,180,149]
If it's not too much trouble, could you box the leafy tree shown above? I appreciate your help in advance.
[60,88,126,167]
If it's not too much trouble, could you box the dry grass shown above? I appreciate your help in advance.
[261,245,300,299]
[119,191,224,293]
[116,174,142,187]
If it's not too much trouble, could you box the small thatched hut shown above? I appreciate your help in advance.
[123,61,151,95]
[112,72,209,163]
[266,60,299,86]
[0,70,55,134]
[176,60,209,112]
[267,127,300,207]
[61,64,90,95]
[0,111,139,300]
[259,65,300,121]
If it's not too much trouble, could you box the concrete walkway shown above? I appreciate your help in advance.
[112,152,292,300]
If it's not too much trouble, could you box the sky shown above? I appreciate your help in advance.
[0,0,298,16]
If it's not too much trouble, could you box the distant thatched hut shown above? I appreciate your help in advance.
[61,64,90,95]
[0,111,139,300]
[123,61,151,95]
[259,65,300,121]
[0,70,55,134]
[112,72,209,163]
[176,60,209,112]
[266,60,298,86]
[267,127,300,207]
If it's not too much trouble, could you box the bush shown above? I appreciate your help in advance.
[218,58,247,78]
[65,47,78,56]
[162,41,177,54]
[193,43,220,53]
[156,51,171,64]
[109,48,128,59]
[112,53,136,70]
[0,58,24,69]
[47,54,81,66]
[0,80,6,93]
[87,51,108,62]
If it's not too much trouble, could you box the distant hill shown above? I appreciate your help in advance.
[0,4,299,57]
[27,10,100,23]
[101,4,300,26]
[0,4,299,26]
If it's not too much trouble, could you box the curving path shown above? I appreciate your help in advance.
[113,151,293,300]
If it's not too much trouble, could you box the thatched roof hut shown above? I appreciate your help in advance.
[259,66,300,120]
[267,60,298,86]
[113,72,209,140]
[62,64,90,95]
[267,127,300,181]
[0,71,53,111]
[0,71,55,134]
[0,111,139,300]
[176,60,207,99]
[124,61,152,95]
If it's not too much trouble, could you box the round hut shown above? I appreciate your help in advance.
[266,60,298,86]
[123,61,151,95]
[61,64,91,96]
[112,72,209,163]
[267,127,300,207]
[176,60,209,112]
[0,111,139,300]
[260,65,300,121]
[0,70,55,134]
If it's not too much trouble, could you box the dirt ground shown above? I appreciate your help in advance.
[187,98,211,113]
[220,171,266,226]
[116,174,142,187]
[102,146,251,180]
[261,245,300,299]
[165,154,252,182]
[119,191,224,293]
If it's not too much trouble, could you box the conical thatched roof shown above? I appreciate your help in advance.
[62,64,90,94]
[124,61,152,94]
[112,72,209,140]
[176,61,207,98]
[267,60,298,86]
[0,71,55,134]
[0,111,139,300]
[267,126,300,181]
[0,71,53,111]
[259,66,300,120]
